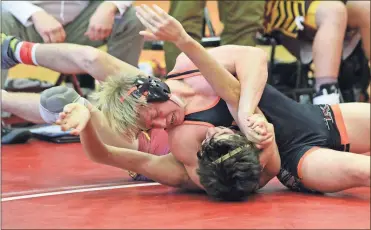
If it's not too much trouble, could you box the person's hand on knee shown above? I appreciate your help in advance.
[31,11,66,43]
[85,2,117,41]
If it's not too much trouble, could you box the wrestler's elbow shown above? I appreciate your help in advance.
[235,46,268,80]
[246,47,268,74]
[72,46,103,73]
[234,46,268,63]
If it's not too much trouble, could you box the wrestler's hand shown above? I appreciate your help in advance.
[31,11,66,43]
[85,2,117,41]
[56,103,91,136]
[135,4,189,45]
[241,114,274,149]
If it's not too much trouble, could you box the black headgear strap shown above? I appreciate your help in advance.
[119,76,171,103]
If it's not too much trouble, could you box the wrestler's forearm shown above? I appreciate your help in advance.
[258,143,281,188]
[80,120,188,187]
[34,43,124,82]
[175,36,241,108]
[235,49,268,117]
[80,117,148,167]
[88,105,138,149]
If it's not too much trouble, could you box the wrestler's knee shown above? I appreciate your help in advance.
[39,86,88,123]
[315,1,347,27]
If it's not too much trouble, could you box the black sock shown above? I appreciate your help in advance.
[315,77,338,92]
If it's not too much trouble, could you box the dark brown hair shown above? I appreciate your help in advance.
[197,133,262,201]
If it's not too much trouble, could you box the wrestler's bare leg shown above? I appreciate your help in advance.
[339,103,370,153]
[300,148,370,192]
[299,103,370,193]
[1,90,44,124]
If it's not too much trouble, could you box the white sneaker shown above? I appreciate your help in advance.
[313,83,341,105]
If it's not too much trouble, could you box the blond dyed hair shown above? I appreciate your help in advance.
[92,73,148,140]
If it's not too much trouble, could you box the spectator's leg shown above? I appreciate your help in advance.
[64,2,144,89]
[218,1,265,47]
[163,1,206,72]
[62,1,106,90]
[346,1,370,60]
[310,1,347,104]
[106,6,145,67]
[1,12,44,89]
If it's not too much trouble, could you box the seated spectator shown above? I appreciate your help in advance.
[1,1,145,143]
[263,0,370,104]
[1,0,145,89]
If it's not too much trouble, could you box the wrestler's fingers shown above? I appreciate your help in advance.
[152,4,169,20]
[74,122,86,134]
[136,11,157,33]
[59,112,67,120]
[137,6,162,28]
[141,5,163,25]
[60,124,70,132]
[60,119,75,131]
[70,128,81,136]
[251,118,265,129]
[63,104,76,113]
[139,31,158,41]
[245,129,262,143]
[253,126,267,136]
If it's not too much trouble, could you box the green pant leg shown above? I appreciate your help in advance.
[64,1,144,67]
[218,0,265,46]
[163,0,206,72]
[1,12,44,88]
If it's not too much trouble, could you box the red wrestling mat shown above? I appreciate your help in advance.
[2,140,370,229]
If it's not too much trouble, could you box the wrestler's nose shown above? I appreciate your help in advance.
[152,119,166,129]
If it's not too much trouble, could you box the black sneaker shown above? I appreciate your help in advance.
[313,83,342,105]
[1,121,32,144]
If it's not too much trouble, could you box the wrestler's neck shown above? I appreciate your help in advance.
[167,80,213,114]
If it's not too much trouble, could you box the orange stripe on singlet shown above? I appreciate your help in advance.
[183,120,215,127]
[330,105,349,145]
[297,146,320,179]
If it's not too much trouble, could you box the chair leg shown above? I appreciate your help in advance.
[55,74,66,86]
[70,74,84,96]
[268,40,277,85]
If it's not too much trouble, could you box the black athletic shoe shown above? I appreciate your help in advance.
[1,121,32,144]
